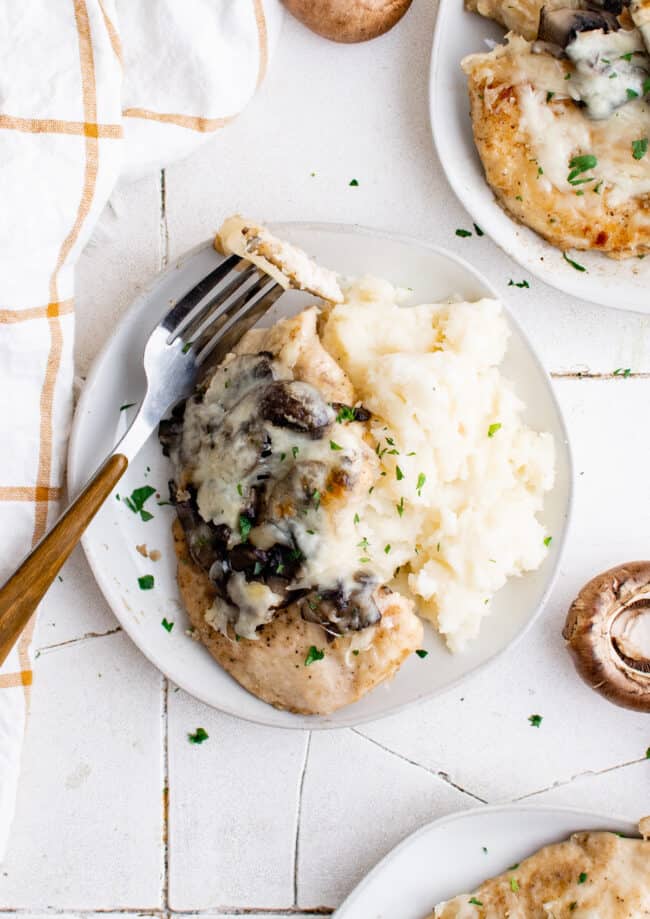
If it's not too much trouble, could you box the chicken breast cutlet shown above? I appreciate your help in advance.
[462,33,650,258]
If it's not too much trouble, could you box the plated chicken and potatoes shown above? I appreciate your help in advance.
[159,218,555,715]
[463,0,650,257]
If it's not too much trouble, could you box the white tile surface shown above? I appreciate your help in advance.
[7,0,650,913]
[0,632,163,909]
[297,730,475,908]
[167,686,308,910]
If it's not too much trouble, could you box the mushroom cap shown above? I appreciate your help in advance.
[563,561,650,712]
[282,0,413,43]
[537,6,620,46]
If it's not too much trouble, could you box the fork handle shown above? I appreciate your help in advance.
[0,453,128,668]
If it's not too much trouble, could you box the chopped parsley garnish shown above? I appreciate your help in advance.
[305,645,325,666]
[357,537,370,550]
[515,195,523,201]
[161,618,174,633]
[292,445,300,459]
[336,405,357,423]
[182,342,192,354]
[237,483,243,496]
[138,574,154,590]
[455,228,472,238]
[487,423,501,438]
[593,181,603,194]
[482,846,488,854]
[384,544,391,554]
[620,51,634,61]
[578,872,588,884]
[510,878,520,893]
[119,402,135,411]
[627,88,640,100]
[537,166,543,177]
[416,472,426,495]
[124,485,156,521]
[238,515,253,542]
[349,178,359,186]
[564,72,571,80]
[469,898,483,906]
[473,223,484,236]
[353,513,360,524]
[330,440,343,451]
[567,154,597,185]
[546,91,555,102]
[528,713,543,727]
[508,279,529,288]
[644,77,650,95]
[544,536,553,547]
[280,452,286,461]
[352,649,360,656]
[415,649,428,658]
[396,496,405,517]
[188,727,208,744]
[632,137,648,160]
[276,562,285,574]
[359,556,371,564]
[563,251,586,272]
[645,746,650,758]
[312,489,321,509]
[508,863,520,871]
[614,367,632,377]
[395,465,405,481]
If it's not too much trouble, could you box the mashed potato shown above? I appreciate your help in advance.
[320,276,555,652]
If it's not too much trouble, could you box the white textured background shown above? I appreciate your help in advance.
[1,1,649,915]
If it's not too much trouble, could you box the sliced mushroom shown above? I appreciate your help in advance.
[563,561,650,711]
[260,380,334,433]
[537,6,620,45]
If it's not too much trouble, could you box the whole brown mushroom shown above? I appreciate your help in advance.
[563,561,650,712]
[282,0,413,43]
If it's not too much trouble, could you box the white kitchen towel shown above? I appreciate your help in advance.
[0,0,282,859]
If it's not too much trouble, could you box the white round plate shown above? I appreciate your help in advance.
[334,805,638,918]
[430,3,650,312]
[68,223,572,729]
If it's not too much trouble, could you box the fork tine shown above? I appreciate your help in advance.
[168,260,258,345]
[196,280,283,366]
[162,254,241,333]
[190,269,279,352]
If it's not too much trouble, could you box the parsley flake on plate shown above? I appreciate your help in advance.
[330,440,343,451]
[510,878,520,893]
[613,367,632,377]
[188,727,209,744]
[487,423,501,438]
[578,872,588,884]
[469,898,483,906]
[119,402,135,412]
[138,574,154,590]
[416,472,426,495]
[528,713,543,727]
[238,514,253,542]
[455,228,472,238]
[632,137,648,160]
[349,178,359,187]
[124,485,156,521]
[567,154,597,185]
[563,251,587,272]
[336,404,357,423]
[544,536,553,547]
[305,645,325,666]
[415,649,428,658]
[161,618,174,633]
[473,223,484,236]
[396,496,405,517]
[395,465,405,481]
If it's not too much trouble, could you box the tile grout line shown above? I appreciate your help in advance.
[352,729,488,804]
[293,732,312,907]
[35,625,122,655]
[514,753,649,802]
[162,676,170,915]
[160,169,169,270]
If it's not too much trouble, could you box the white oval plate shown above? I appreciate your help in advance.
[334,804,637,918]
[68,223,572,729]
[430,2,650,312]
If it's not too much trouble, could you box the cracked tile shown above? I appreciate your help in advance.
[167,688,308,910]
[0,633,163,909]
[522,758,650,817]
[33,546,119,649]
[297,730,474,909]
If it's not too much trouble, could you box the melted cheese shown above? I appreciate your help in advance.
[566,29,650,120]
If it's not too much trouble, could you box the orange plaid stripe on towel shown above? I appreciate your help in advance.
[0,0,281,858]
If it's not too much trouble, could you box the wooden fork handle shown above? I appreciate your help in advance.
[0,453,128,668]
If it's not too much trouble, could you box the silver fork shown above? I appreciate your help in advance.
[0,254,283,666]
